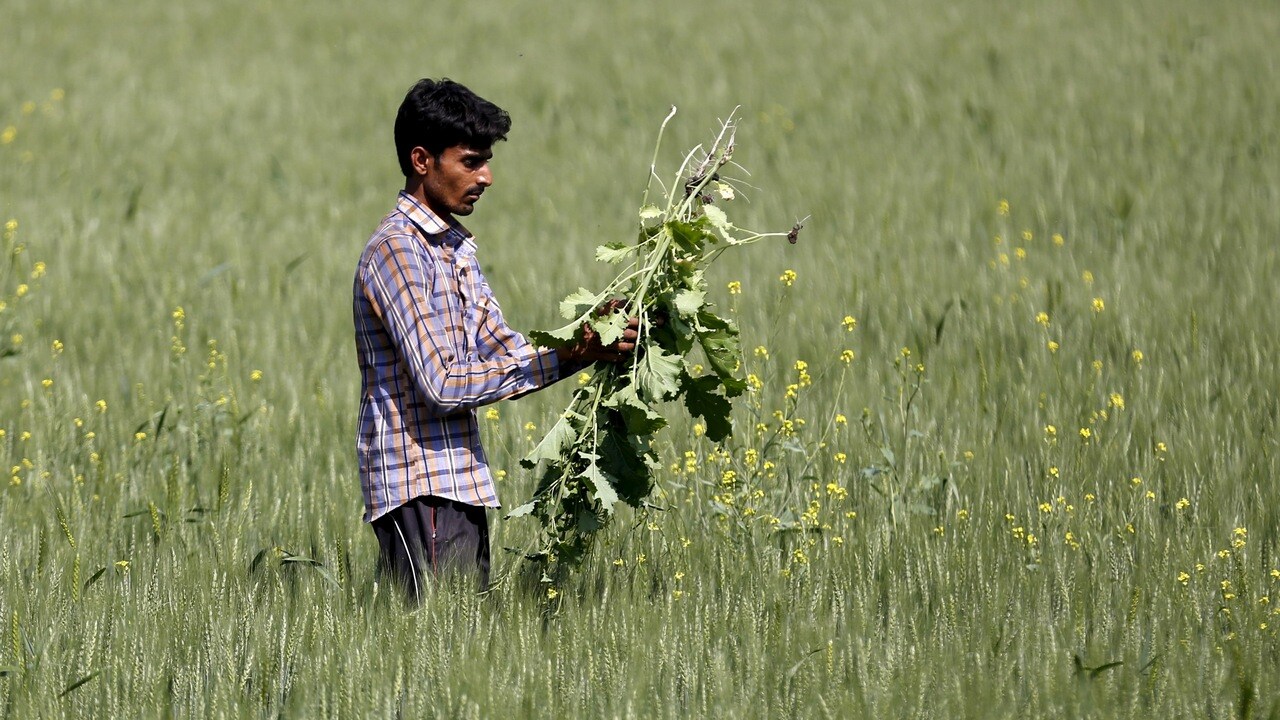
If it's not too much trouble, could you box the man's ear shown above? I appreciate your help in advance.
[410,147,434,176]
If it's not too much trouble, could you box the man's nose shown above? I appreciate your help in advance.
[477,165,492,187]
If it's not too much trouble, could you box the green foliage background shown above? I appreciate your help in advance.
[2,0,1278,716]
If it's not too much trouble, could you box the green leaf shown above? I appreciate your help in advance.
[82,566,107,590]
[248,548,270,574]
[720,374,747,398]
[673,288,706,318]
[650,302,696,356]
[505,501,537,518]
[578,454,620,511]
[597,427,654,507]
[527,323,580,349]
[880,445,896,466]
[694,310,746,397]
[590,309,629,346]
[595,242,635,264]
[784,647,826,682]
[683,376,732,441]
[638,205,663,222]
[636,344,682,402]
[280,555,342,588]
[575,508,603,532]
[668,220,708,254]
[521,414,579,468]
[602,386,667,436]
[774,508,802,530]
[528,463,569,501]
[60,672,100,698]
[559,287,602,321]
[702,205,735,241]
[279,552,322,566]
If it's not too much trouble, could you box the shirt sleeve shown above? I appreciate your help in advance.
[473,272,583,396]
[361,233,560,416]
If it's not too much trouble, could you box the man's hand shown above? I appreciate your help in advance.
[556,315,641,364]
[556,299,641,365]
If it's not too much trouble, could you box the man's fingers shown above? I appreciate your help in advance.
[572,313,645,363]
[591,340,636,363]
[597,298,632,316]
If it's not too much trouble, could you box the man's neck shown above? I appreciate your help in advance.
[403,182,453,224]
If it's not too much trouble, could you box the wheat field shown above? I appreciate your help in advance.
[2,0,1279,716]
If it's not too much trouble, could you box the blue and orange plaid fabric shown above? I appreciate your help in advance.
[353,192,561,522]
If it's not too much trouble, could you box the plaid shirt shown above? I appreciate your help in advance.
[353,192,562,522]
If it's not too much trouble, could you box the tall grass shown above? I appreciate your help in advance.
[2,0,1279,716]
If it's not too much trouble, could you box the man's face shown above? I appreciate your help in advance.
[415,145,493,218]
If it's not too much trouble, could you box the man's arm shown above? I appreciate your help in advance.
[362,233,558,416]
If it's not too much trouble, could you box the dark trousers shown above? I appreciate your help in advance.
[371,495,491,600]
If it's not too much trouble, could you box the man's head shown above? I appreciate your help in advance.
[395,78,511,218]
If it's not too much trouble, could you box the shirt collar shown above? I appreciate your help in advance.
[396,191,474,252]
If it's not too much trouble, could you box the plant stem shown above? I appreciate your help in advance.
[641,106,679,211]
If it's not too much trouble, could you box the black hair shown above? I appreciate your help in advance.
[394,78,512,177]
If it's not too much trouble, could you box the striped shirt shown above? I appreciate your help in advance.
[353,192,562,522]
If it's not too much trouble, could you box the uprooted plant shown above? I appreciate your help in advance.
[510,107,804,581]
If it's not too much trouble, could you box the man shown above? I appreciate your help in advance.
[353,78,634,598]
